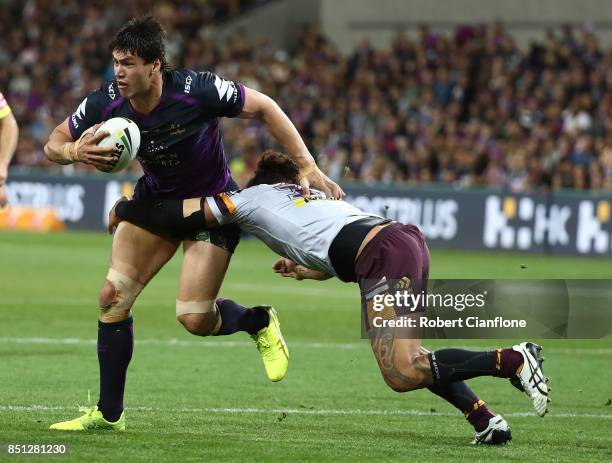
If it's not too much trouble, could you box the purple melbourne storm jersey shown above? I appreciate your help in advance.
[68,69,245,199]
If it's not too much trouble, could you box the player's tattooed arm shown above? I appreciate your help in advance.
[239,87,345,199]
[272,258,332,281]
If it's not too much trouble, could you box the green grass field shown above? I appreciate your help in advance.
[0,230,610,462]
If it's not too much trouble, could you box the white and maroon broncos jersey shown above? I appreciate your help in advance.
[206,183,383,277]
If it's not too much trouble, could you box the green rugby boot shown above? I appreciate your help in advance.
[251,306,289,382]
[50,406,125,431]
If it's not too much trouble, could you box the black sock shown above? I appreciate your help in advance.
[97,317,133,422]
[214,298,269,336]
[428,349,498,384]
[428,382,495,432]
[428,348,524,384]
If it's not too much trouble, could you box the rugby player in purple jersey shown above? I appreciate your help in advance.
[43,16,343,431]
[108,152,550,444]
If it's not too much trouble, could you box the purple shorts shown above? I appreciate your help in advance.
[355,223,430,318]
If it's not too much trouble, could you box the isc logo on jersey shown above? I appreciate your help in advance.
[184,75,193,93]
[108,83,116,100]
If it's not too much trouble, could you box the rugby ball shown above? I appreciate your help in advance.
[97,117,141,172]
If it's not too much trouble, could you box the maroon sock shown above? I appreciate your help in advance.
[466,398,496,432]
[429,382,496,432]
[494,348,524,378]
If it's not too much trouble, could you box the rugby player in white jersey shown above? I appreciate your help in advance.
[109,151,550,445]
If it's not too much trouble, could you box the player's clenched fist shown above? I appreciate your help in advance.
[272,257,303,280]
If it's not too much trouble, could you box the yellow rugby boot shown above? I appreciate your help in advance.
[50,406,125,431]
[251,306,289,382]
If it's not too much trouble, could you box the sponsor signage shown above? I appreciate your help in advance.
[5,173,612,256]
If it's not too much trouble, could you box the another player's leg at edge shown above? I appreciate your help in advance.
[368,319,550,445]
[359,224,549,445]
[174,237,289,384]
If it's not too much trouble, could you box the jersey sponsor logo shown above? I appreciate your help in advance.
[71,97,88,129]
[184,75,193,93]
[214,75,237,102]
[294,194,327,207]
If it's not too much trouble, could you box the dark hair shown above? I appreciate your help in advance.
[108,15,167,70]
[247,151,301,187]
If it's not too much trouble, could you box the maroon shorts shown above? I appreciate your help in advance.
[355,223,430,319]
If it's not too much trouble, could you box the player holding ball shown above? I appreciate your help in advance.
[43,15,343,431]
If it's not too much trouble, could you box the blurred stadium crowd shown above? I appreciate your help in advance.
[1,0,612,192]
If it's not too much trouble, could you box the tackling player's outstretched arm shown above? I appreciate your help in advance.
[239,87,345,199]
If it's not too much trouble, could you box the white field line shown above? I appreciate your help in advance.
[0,282,355,306]
[0,337,362,350]
[0,404,609,420]
[0,336,611,355]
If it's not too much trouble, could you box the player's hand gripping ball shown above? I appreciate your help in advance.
[96,117,141,172]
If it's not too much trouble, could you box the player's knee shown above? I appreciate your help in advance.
[176,300,219,336]
[177,313,219,336]
[98,269,143,323]
[99,279,118,309]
